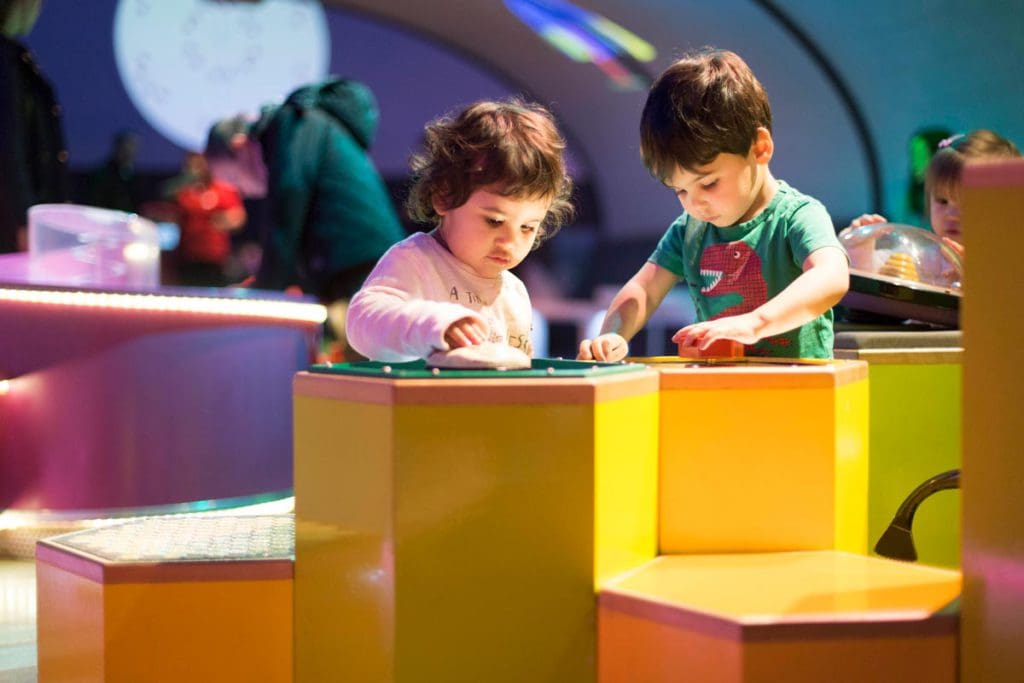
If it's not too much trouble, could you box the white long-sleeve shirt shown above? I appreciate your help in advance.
[346,231,534,362]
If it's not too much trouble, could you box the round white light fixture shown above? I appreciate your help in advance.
[113,0,330,152]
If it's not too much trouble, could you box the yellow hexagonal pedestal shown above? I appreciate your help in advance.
[599,551,960,683]
[293,360,660,682]
[35,516,294,683]
[640,358,869,554]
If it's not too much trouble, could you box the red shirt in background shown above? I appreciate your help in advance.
[176,179,243,265]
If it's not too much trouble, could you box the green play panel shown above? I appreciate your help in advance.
[309,358,647,379]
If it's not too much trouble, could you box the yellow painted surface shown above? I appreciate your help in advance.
[391,401,596,682]
[599,551,959,683]
[35,559,292,683]
[859,360,961,567]
[294,371,659,683]
[657,365,868,553]
[594,391,659,586]
[607,553,960,619]
[960,161,1024,682]
[293,396,395,683]
[833,379,870,554]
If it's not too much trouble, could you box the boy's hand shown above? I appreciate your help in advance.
[577,333,628,361]
[673,313,761,351]
[444,317,488,349]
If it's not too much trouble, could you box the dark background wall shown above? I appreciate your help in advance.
[23,0,1024,292]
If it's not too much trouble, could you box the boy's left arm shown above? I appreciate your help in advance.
[674,246,849,350]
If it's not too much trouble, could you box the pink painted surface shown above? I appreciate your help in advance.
[0,280,320,511]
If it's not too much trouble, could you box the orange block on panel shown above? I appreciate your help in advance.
[676,338,745,359]
[647,358,869,554]
[598,551,960,683]
[293,361,660,683]
[35,516,293,683]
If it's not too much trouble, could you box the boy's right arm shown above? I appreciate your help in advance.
[577,262,679,361]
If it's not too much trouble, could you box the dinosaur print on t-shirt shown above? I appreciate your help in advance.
[700,241,768,319]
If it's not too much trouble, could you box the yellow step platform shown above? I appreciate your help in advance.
[293,360,660,683]
[35,515,293,683]
[643,358,869,554]
[599,551,960,683]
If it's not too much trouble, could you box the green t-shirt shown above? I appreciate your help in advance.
[650,181,842,359]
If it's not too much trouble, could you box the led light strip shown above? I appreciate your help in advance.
[0,287,327,324]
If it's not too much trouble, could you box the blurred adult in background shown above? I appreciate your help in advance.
[0,0,68,253]
[84,129,141,213]
[206,77,406,357]
[173,152,246,288]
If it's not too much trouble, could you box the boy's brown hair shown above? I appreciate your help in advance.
[926,129,1021,202]
[640,48,772,183]
[407,98,574,245]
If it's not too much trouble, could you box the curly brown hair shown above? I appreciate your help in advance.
[406,98,574,246]
[640,48,772,182]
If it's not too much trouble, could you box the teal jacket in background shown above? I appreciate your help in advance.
[253,78,406,300]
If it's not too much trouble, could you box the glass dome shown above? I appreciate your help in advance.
[838,223,962,327]
[839,223,962,291]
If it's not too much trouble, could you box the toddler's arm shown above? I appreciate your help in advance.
[346,246,489,362]
[673,246,849,351]
[578,262,679,361]
[347,284,488,362]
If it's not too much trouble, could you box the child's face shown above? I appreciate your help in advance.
[929,184,962,243]
[664,129,773,228]
[435,187,549,279]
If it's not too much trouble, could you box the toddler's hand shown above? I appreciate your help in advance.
[577,333,628,361]
[844,213,889,231]
[673,314,760,351]
[444,317,488,349]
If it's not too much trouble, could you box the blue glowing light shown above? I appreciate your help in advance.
[504,0,655,90]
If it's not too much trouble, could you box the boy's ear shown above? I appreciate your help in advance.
[753,127,774,163]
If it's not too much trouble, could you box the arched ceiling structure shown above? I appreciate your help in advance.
[322,0,1024,236]
[323,0,870,236]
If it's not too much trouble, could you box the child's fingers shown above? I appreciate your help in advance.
[445,318,487,348]
[577,340,595,360]
[446,324,479,348]
[600,336,626,361]
[851,213,887,228]
[445,327,470,348]
[673,325,705,347]
[467,322,488,343]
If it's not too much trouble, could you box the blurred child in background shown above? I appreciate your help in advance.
[844,129,1021,253]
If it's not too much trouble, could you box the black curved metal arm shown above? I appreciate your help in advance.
[874,469,961,562]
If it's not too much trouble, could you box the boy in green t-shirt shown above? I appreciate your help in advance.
[578,48,849,360]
